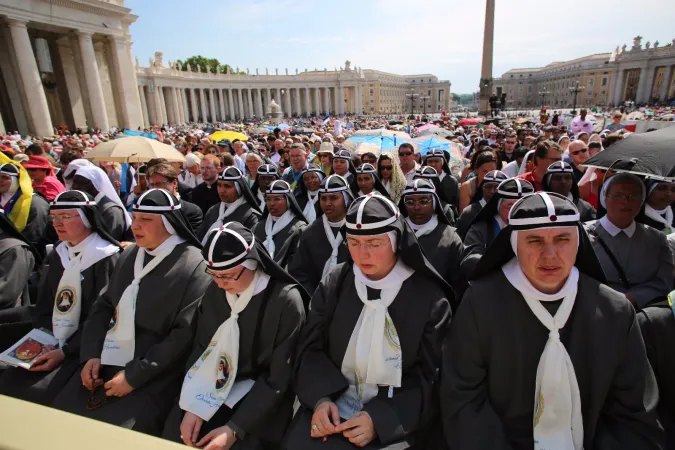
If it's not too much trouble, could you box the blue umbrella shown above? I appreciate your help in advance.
[265,123,290,131]
[416,136,451,155]
[345,135,413,150]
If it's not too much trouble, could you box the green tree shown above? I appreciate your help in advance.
[176,55,245,74]
[451,93,461,103]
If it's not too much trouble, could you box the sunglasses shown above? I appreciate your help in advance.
[570,148,588,156]
[380,166,393,171]
[398,152,413,157]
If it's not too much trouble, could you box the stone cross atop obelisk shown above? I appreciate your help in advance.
[479,0,495,117]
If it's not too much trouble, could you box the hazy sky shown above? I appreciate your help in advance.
[127,0,675,94]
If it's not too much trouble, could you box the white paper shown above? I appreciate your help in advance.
[0,329,58,369]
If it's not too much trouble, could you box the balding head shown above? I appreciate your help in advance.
[274,139,284,151]
[568,140,589,165]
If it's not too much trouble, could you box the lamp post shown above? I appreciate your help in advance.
[538,88,550,109]
[569,81,585,115]
[406,89,419,114]
[419,95,430,114]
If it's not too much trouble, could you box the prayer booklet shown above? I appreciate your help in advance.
[0,329,58,369]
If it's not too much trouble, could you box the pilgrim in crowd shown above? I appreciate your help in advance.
[456,169,507,239]
[376,151,407,204]
[422,149,460,210]
[295,166,324,224]
[250,163,280,211]
[541,161,597,222]
[0,206,37,314]
[638,177,675,233]
[192,154,222,214]
[413,166,460,225]
[331,149,357,183]
[354,163,389,198]
[458,150,498,212]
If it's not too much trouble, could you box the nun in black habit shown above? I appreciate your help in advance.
[541,161,596,222]
[284,194,453,449]
[456,169,507,240]
[250,164,280,212]
[441,192,664,450]
[0,206,38,312]
[52,189,212,436]
[0,191,121,406]
[637,177,675,234]
[295,166,325,225]
[331,149,357,183]
[414,166,458,225]
[461,178,534,278]
[422,149,460,209]
[288,174,354,299]
[253,180,307,269]
[162,222,308,449]
[197,167,262,242]
[354,163,390,199]
[399,178,465,308]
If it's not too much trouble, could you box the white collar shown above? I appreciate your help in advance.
[599,215,636,238]
[94,192,105,202]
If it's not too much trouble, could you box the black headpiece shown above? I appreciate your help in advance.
[0,163,19,177]
[541,161,579,199]
[331,149,357,178]
[399,178,451,226]
[133,188,202,248]
[219,166,263,215]
[251,163,280,197]
[423,148,451,174]
[354,163,389,198]
[264,180,308,223]
[471,178,535,227]
[51,190,121,248]
[471,169,509,203]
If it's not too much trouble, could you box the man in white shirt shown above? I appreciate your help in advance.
[571,109,593,135]
[398,143,420,184]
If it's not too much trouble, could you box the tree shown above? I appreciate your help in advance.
[175,55,245,74]
[452,93,461,103]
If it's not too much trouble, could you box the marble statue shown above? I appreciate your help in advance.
[247,68,250,75]
[285,68,288,75]
[622,44,627,52]
[654,40,659,48]
[275,68,278,75]
[632,35,643,51]
[135,56,140,68]
[153,51,164,68]
[256,68,259,75]
[296,68,298,74]
[266,67,268,75]
[645,41,651,49]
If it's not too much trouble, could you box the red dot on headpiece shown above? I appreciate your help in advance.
[356,223,362,229]
[86,201,90,205]
[170,205,175,210]
[209,261,213,266]
[134,204,139,208]
[219,226,225,230]
[550,214,558,222]
[413,187,417,191]
[246,248,251,253]
[395,213,399,219]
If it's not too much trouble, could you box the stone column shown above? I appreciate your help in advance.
[255,89,263,118]
[188,89,197,122]
[236,89,244,120]
[478,0,495,115]
[292,88,300,117]
[152,86,162,124]
[159,87,171,124]
[226,89,235,120]
[55,37,87,129]
[172,88,182,124]
[0,111,5,135]
[303,88,311,115]
[77,31,109,131]
[636,65,654,104]
[218,90,226,122]
[7,19,53,137]
[660,66,673,101]
[336,86,344,115]
[283,88,291,118]
[264,88,271,114]
[612,69,626,105]
[323,87,330,114]
[207,89,215,122]
[107,36,142,129]
[199,89,207,122]
[245,89,252,118]
[138,85,149,127]
[177,88,186,123]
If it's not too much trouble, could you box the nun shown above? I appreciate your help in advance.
[441,192,664,449]
[331,149,357,183]
[638,177,675,234]
[541,161,596,222]
[422,149,460,209]
[0,161,50,249]
[197,167,262,242]
[284,194,453,449]
[162,222,308,449]
[0,191,121,405]
[296,166,325,224]
[71,165,132,241]
[456,169,507,240]
[253,180,307,268]
[399,179,465,308]
[0,206,37,312]
[413,166,458,225]
[51,189,212,435]
[288,174,353,299]
[250,164,280,211]
[584,173,673,308]
[461,178,534,278]
[354,163,389,198]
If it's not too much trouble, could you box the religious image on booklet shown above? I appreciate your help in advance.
[0,329,58,369]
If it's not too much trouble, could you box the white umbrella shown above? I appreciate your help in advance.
[85,136,186,163]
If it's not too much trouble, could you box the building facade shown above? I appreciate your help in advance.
[0,0,451,136]
[494,36,675,109]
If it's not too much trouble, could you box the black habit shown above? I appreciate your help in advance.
[198,202,261,241]
[192,181,221,215]
[253,216,306,268]
[96,194,128,242]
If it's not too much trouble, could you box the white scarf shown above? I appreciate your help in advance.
[179,271,270,421]
[256,190,265,211]
[263,209,294,259]
[335,259,414,419]
[214,198,245,230]
[321,215,345,280]
[645,204,674,234]
[479,198,487,207]
[101,235,185,367]
[53,233,119,347]
[406,215,438,238]
[303,191,319,224]
[502,258,583,450]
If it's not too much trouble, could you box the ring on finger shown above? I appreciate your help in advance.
[312,423,318,431]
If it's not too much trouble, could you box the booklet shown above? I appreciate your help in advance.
[0,329,58,369]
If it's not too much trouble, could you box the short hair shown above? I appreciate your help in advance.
[351,154,362,167]
[362,152,377,161]
[290,143,306,154]
[221,153,235,167]
[603,135,622,149]
[534,141,561,163]
[514,146,530,159]
[245,152,263,164]
[202,153,221,167]
[203,144,219,154]
[146,158,168,169]
[398,143,414,153]
[26,143,44,156]
[59,151,78,166]
[146,162,178,181]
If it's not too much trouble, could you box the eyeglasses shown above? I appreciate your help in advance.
[505,141,517,145]
[404,198,432,207]
[48,214,79,223]
[200,166,217,171]
[607,193,643,202]
[570,148,588,156]
[346,240,388,250]
[205,266,246,281]
[148,180,173,189]
[380,166,393,171]
[398,152,413,157]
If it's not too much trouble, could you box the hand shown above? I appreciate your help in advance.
[119,241,134,249]
[310,401,340,438]
[195,425,237,450]
[179,412,204,447]
[113,180,121,190]
[81,358,101,390]
[104,370,134,397]
[335,411,376,448]
[29,349,65,372]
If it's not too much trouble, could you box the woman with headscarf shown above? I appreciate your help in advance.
[422,149,460,209]
[71,165,132,242]
[456,170,507,240]
[558,135,570,154]
[296,166,325,224]
[52,189,212,435]
[0,191,121,405]
[442,192,663,449]
[289,174,354,299]
[541,161,596,222]
[250,164,280,212]
[331,149,357,184]
[253,180,307,269]
[458,150,498,213]
[354,163,389,198]
[461,178,535,278]
[414,166,459,226]
[162,222,308,449]
[585,173,673,309]
[179,153,203,189]
[638,177,675,234]
[284,195,453,449]
[376,151,406,205]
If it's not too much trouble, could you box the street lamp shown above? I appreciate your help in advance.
[569,81,585,115]
[406,89,419,114]
[538,89,550,109]
[419,95,430,114]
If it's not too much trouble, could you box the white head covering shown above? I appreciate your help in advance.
[73,165,132,228]
[185,153,201,168]
[518,150,535,175]
[62,158,94,180]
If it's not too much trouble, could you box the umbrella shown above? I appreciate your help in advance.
[265,123,290,131]
[416,124,438,133]
[417,128,455,138]
[584,126,675,179]
[414,136,451,155]
[352,128,412,139]
[626,111,645,120]
[344,135,417,152]
[290,127,315,135]
[251,127,271,135]
[388,120,404,125]
[458,118,480,126]
[354,142,381,158]
[210,130,248,142]
[85,136,186,163]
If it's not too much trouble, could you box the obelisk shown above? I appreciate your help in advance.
[479,0,495,117]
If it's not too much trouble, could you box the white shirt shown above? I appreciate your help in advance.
[270,152,281,164]
[571,118,593,135]
[599,216,636,238]
[402,162,420,185]
[502,160,520,179]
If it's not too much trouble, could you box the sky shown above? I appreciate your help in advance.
[127,0,675,94]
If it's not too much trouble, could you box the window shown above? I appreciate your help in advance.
[602,77,608,86]
[370,89,374,95]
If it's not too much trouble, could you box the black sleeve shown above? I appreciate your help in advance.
[288,232,320,301]
[0,247,34,310]
[283,225,305,269]
[101,205,127,242]
[31,254,58,331]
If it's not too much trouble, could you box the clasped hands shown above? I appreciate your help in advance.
[310,400,376,447]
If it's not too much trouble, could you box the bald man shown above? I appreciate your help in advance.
[565,140,590,183]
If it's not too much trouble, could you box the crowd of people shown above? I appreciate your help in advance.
[0,110,674,450]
